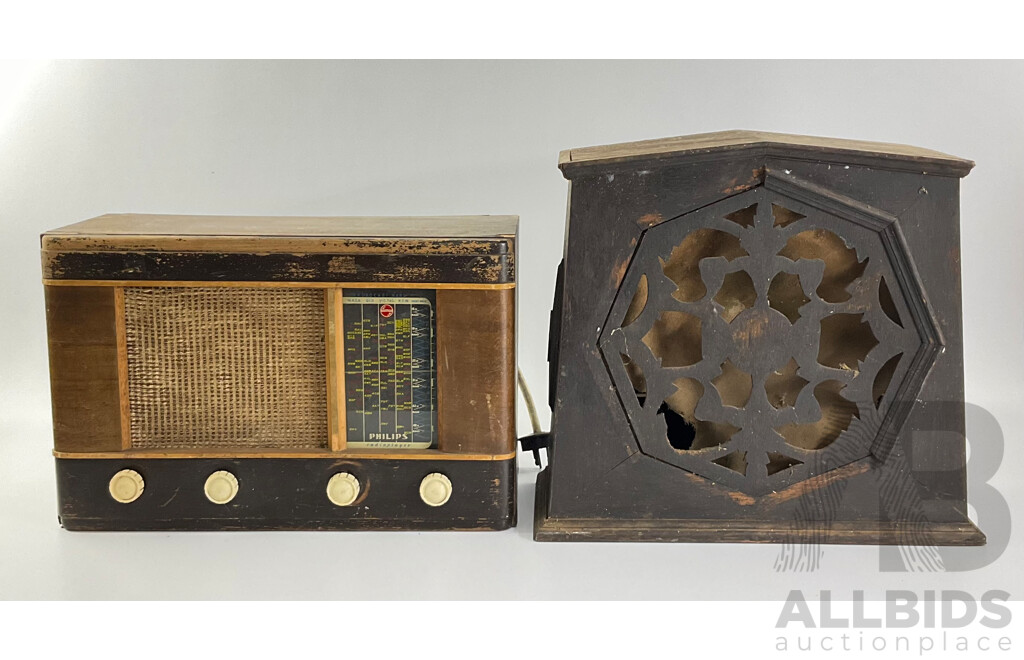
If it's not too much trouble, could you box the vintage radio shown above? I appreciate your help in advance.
[42,214,517,531]
[536,130,984,545]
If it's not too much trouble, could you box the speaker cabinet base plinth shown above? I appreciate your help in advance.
[533,469,983,545]
[56,457,516,531]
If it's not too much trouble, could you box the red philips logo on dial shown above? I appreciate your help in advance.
[379,304,395,318]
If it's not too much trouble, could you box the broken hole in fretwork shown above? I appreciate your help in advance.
[778,228,868,303]
[724,203,758,229]
[621,274,648,328]
[659,377,740,451]
[713,451,748,476]
[767,271,810,323]
[766,452,804,476]
[879,276,904,328]
[660,228,747,302]
[775,380,860,451]
[713,270,757,323]
[620,352,648,407]
[642,311,703,367]
[818,313,879,372]
[873,352,904,409]
[764,358,809,410]
[772,203,806,228]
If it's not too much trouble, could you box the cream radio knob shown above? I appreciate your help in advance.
[419,473,452,507]
[326,472,361,506]
[204,470,239,504]
[108,469,144,504]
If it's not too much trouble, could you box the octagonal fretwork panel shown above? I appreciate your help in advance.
[599,174,941,496]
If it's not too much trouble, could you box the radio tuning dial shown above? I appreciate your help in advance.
[419,473,452,507]
[108,469,144,504]
[204,470,239,504]
[326,472,361,506]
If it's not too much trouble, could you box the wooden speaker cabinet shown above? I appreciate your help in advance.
[536,131,984,544]
[42,214,517,531]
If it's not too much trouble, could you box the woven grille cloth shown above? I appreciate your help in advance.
[124,287,327,449]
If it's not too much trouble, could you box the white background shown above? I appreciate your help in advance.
[1,60,1022,602]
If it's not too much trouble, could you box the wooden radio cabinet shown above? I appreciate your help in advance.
[42,214,517,531]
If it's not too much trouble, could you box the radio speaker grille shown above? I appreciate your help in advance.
[124,287,328,449]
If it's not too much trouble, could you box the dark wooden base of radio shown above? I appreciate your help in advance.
[533,469,983,545]
[56,456,516,531]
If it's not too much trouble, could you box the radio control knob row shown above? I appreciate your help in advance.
[107,470,453,507]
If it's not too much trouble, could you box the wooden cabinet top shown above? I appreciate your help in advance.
[43,214,519,243]
[558,129,974,177]
[41,215,518,283]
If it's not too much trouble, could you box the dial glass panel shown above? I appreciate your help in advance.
[342,289,437,449]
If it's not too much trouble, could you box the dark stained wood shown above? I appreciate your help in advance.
[559,129,975,177]
[43,250,512,284]
[436,288,516,454]
[544,156,768,510]
[42,215,516,284]
[44,235,513,255]
[535,466,983,544]
[540,131,979,543]
[56,457,516,531]
[45,285,123,452]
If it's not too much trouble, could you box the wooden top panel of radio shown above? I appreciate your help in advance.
[40,216,519,286]
[43,214,519,244]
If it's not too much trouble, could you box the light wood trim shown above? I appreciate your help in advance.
[326,289,346,451]
[43,279,514,290]
[53,449,517,461]
[113,287,131,450]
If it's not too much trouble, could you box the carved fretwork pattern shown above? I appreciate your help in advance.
[599,177,941,496]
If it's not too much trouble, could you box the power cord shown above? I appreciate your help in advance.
[516,367,550,468]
